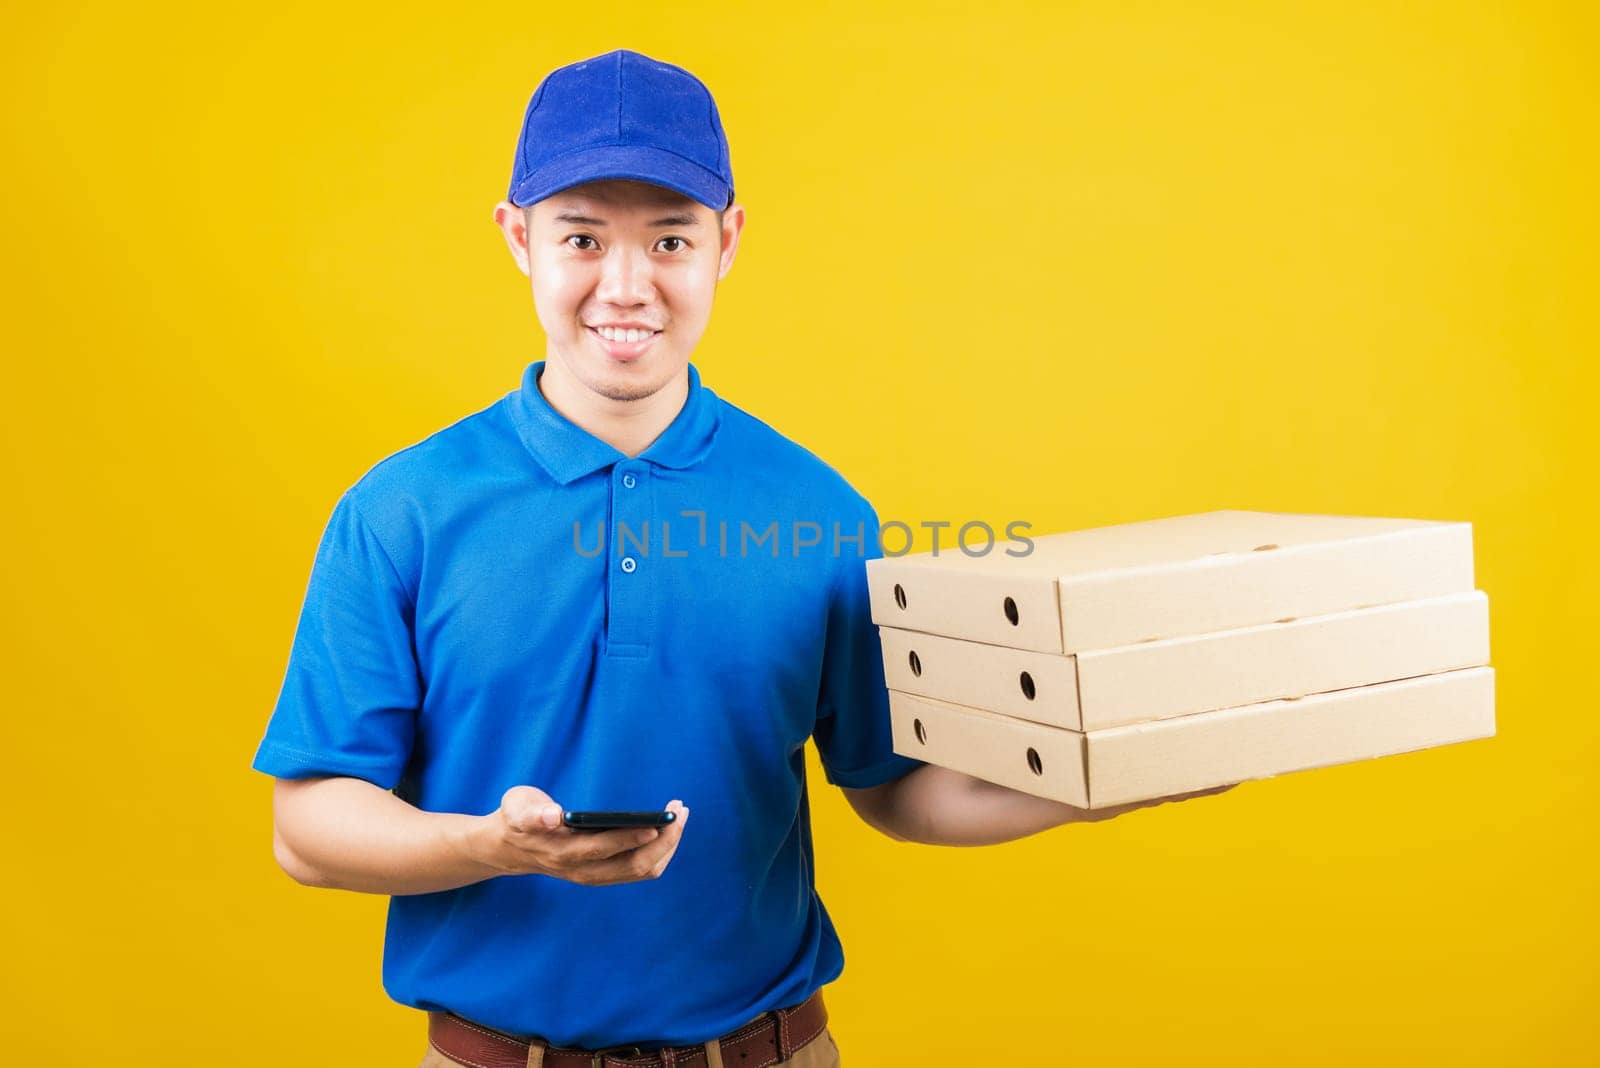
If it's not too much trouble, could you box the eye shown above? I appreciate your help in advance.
[565,234,599,251]
[655,236,688,253]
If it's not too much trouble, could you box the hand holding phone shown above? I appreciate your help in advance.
[470,786,689,887]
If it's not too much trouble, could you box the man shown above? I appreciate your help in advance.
[254,49,1218,1067]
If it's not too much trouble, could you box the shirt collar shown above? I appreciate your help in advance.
[506,360,722,485]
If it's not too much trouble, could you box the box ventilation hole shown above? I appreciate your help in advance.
[1020,671,1036,700]
[1004,596,1019,626]
[913,718,927,745]
[893,583,907,609]
[908,650,922,677]
[1026,748,1043,775]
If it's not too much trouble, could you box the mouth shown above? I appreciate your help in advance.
[587,325,662,362]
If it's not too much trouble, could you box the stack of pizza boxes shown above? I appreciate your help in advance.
[865,511,1494,808]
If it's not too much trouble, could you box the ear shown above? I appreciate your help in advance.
[716,203,746,282]
[493,200,532,277]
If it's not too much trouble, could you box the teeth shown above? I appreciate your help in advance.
[595,326,655,343]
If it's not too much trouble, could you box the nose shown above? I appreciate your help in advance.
[594,244,654,307]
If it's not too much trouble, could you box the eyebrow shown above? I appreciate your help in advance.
[552,211,701,227]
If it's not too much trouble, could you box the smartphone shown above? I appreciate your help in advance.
[561,810,677,832]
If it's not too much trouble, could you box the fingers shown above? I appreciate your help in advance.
[493,792,691,884]
[1171,783,1239,801]
[1076,783,1237,823]
[501,785,563,833]
[1138,782,1239,810]
[559,825,664,863]
[580,801,689,885]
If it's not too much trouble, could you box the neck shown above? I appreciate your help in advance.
[537,356,689,458]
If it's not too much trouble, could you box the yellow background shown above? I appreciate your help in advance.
[3,1,1594,1063]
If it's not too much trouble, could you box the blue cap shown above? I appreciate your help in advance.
[507,49,734,212]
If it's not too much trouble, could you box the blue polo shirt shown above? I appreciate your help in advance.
[251,359,920,1048]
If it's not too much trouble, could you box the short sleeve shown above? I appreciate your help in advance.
[812,498,925,789]
[250,490,421,789]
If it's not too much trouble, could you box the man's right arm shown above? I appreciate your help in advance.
[269,777,689,896]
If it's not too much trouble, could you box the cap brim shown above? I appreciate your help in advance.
[509,144,730,211]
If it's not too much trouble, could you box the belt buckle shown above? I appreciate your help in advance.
[591,1045,645,1067]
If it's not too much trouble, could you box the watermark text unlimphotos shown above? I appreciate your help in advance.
[572,512,1034,559]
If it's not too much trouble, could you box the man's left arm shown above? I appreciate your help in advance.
[842,767,1233,846]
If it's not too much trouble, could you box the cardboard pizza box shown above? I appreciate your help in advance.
[878,590,1490,731]
[887,666,1495,809]
[866,510,1475,654]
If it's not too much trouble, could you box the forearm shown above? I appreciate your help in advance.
[870,765,1088,846]
[272,776,495,896]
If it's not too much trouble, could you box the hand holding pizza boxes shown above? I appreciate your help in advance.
[865,511,1494,808]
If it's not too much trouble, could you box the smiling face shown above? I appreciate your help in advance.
[495,179,744,405]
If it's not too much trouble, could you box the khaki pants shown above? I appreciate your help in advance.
[419,1021,842,1068]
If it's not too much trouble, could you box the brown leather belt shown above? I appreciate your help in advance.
[427,988,827,1068]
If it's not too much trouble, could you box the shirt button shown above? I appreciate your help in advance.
[622,473,637,489]
[620,556,637,573]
